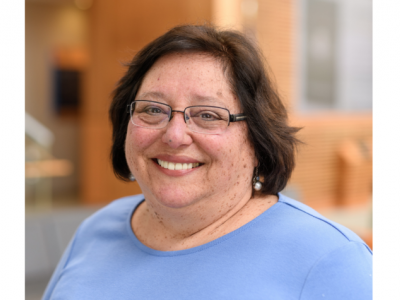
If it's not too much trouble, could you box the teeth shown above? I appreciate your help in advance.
[157,159,200,170]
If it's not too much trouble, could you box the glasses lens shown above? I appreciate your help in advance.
[185,106,229,134]
[131,101,171,128]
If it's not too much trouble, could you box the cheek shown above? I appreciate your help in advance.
[226,130,256,182]
[126,124,160,148]
[200,129,255,172]
[125,125,160,167]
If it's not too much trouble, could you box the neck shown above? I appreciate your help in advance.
[132,189,278,251]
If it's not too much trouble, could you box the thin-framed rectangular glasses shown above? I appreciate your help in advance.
[127,100,247,135]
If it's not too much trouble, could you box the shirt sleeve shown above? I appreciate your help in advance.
[299,241,372,300]
[41,227,80,300]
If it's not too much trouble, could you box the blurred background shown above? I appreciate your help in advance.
[25,0,372,298]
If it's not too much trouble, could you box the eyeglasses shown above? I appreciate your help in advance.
[127,100,247,135]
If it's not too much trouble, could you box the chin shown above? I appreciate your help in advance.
[151,187,201,209]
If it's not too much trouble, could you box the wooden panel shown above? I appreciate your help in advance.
[289,113,372,210]
[212,0,242,30]
[257,0,295,109]
[80,0,212,205]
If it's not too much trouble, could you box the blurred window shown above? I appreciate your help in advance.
[54,69,81,115]
[306,0,337,107]
[300,0,372,112]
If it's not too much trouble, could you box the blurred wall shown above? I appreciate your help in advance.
[25,0,372,214]
[290,114,372,210]
[257,0,296,110]
[80,0,213,204]
[289,0,372,210]
[79,0,372,211]
[26,1,89,204]
[79,0,300,205]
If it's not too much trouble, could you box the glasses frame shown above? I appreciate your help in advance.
[126,100,247,133]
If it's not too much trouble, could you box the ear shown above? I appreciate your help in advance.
[253,154,258,168]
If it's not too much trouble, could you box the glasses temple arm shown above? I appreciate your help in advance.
[229,114,247,122]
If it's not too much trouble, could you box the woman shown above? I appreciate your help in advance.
[43,25,372,299]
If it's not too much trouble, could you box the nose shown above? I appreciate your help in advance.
[161,111,193,148]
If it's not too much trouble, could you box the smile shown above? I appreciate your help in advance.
[157,159,201,170]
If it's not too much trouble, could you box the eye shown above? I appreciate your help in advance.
[196,111,221,121]
[146,107,162,114]
[140,105,168,115]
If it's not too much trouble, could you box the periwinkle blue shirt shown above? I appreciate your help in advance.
[43,194,372,299]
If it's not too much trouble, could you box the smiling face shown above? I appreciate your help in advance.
[125,53,257,210]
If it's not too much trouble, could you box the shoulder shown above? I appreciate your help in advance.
[299,240,372,299]
[63,194,144,265]
[42,194,144,299]
[77,194,144,235]
[270,194,372,299]
[275,193,371,252]
[63,194,144,254]
[84,194,144,221]
[249,193,372,270]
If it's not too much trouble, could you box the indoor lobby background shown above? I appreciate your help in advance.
[25,0,372,298]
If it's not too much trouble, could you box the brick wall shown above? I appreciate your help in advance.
[289,114,372,210]
[255,0,372,211]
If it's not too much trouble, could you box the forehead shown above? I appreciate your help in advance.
[136,53,239,109]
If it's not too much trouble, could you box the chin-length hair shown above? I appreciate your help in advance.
[109,24,301,195]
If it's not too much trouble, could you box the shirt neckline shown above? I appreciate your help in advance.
[125,194,283,257]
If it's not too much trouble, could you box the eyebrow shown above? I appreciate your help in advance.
[136,91,227,108]
[136,91,165,101]
[190,94,227,108]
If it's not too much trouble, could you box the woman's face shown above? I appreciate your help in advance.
[125,53,257,209]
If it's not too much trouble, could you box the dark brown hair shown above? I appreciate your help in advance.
[109,24,301,195]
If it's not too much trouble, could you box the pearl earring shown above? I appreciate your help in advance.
[129,174,136,182]
[253,166,262,191]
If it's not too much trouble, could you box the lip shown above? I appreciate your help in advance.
[153,154,202,164]
[151,155,203,177]
[153,159,201,176]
